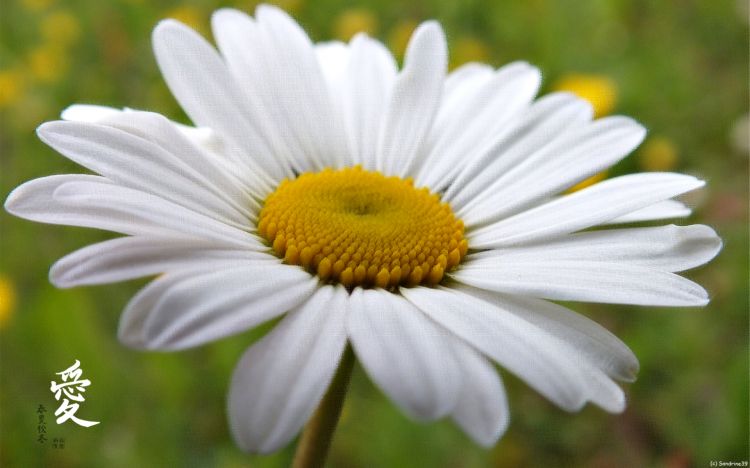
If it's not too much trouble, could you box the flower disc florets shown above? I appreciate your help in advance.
[258,166,467,289]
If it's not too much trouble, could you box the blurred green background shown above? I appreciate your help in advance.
[1,0,748,466]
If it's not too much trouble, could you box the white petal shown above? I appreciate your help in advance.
[6,175,262,248]
[228,285,348,453]
[118,270,197,348]
[50,236,277,288]
[212,7,349,172]
[48,179,261,247]
[460,116,646,224]
[6,175,242,240]
[152,19,286,186]
[37,119,256,227]
[123,264,317,350]
[429,63,495,167]
[61,104,222,155]
[401,286,625,412]
[210,9,309,173]
[508,197,693,226]
[342,34,397,167]
[315,41,349,82]
[447,92,593,209]
[418,62,541,191]
[442,63,494,112]
[453,285,638,382]
[468,173,705,247]
[255,5,350,170]
[449,339,509,447]
[605,199,692,224]
[467,224,721,273]
[347,287,461,420]
[61,104,121,122]
[453,260,709,306]
[116,261,274,347]
[81,110,258,199]
[377,21,446,176]
[5,174,109,223]
[314,41,356,169]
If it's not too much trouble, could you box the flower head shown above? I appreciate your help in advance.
[5,4,721,454]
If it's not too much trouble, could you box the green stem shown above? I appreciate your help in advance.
[292,345,355,468]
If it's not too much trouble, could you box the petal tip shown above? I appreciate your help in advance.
[606,398,628,415]
[116,325,147,350]
[153,18,184,36]
[410,21,446,54]
[35,120,67,144]
[211,7,248,28]
[48,264,72,289]
[4,187,21,214]
[152,18,200,50]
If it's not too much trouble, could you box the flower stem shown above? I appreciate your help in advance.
[292,345,355,468]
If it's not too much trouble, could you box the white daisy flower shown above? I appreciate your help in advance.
[5,4,721,458]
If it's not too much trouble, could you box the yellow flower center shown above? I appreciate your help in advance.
[257,167,468,289]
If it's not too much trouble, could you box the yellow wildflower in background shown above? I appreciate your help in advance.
[333,8,378,41]
[554,74,618,118]
[0,69,26,108]
[165,6,207,36]
[556,74,618,190]
[235,0,304,14]
[566,171,608,193]
[388,19,418,59]
[451,36,491,69]
[21,0,55,12]
[729,113,749,155]
[0,275,17,330]
[28,44,68,83]
[41,11,81,47]
[638,137,679,171]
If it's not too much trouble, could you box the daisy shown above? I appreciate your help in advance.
[5,3,721,462]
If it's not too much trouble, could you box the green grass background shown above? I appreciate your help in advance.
[1,0,748,466]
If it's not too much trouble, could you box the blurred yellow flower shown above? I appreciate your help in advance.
[41,11,82,47]
[638,136,679,171]
[28,44,69,83]
[0,274,17,330]
[554,74,619,191]
[388,19,418,59]
[553,74,618,118]
[0,69,26,108]
[729,113,749,155]
[333,8,378,41]
[451,36,491,69]
[492,435,529,468]
[566,171,608,193]
[21,0,55,12]
[9,94,51,132]
[165,6,207,35]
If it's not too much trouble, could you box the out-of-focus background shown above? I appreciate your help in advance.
[1,0,748,466]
